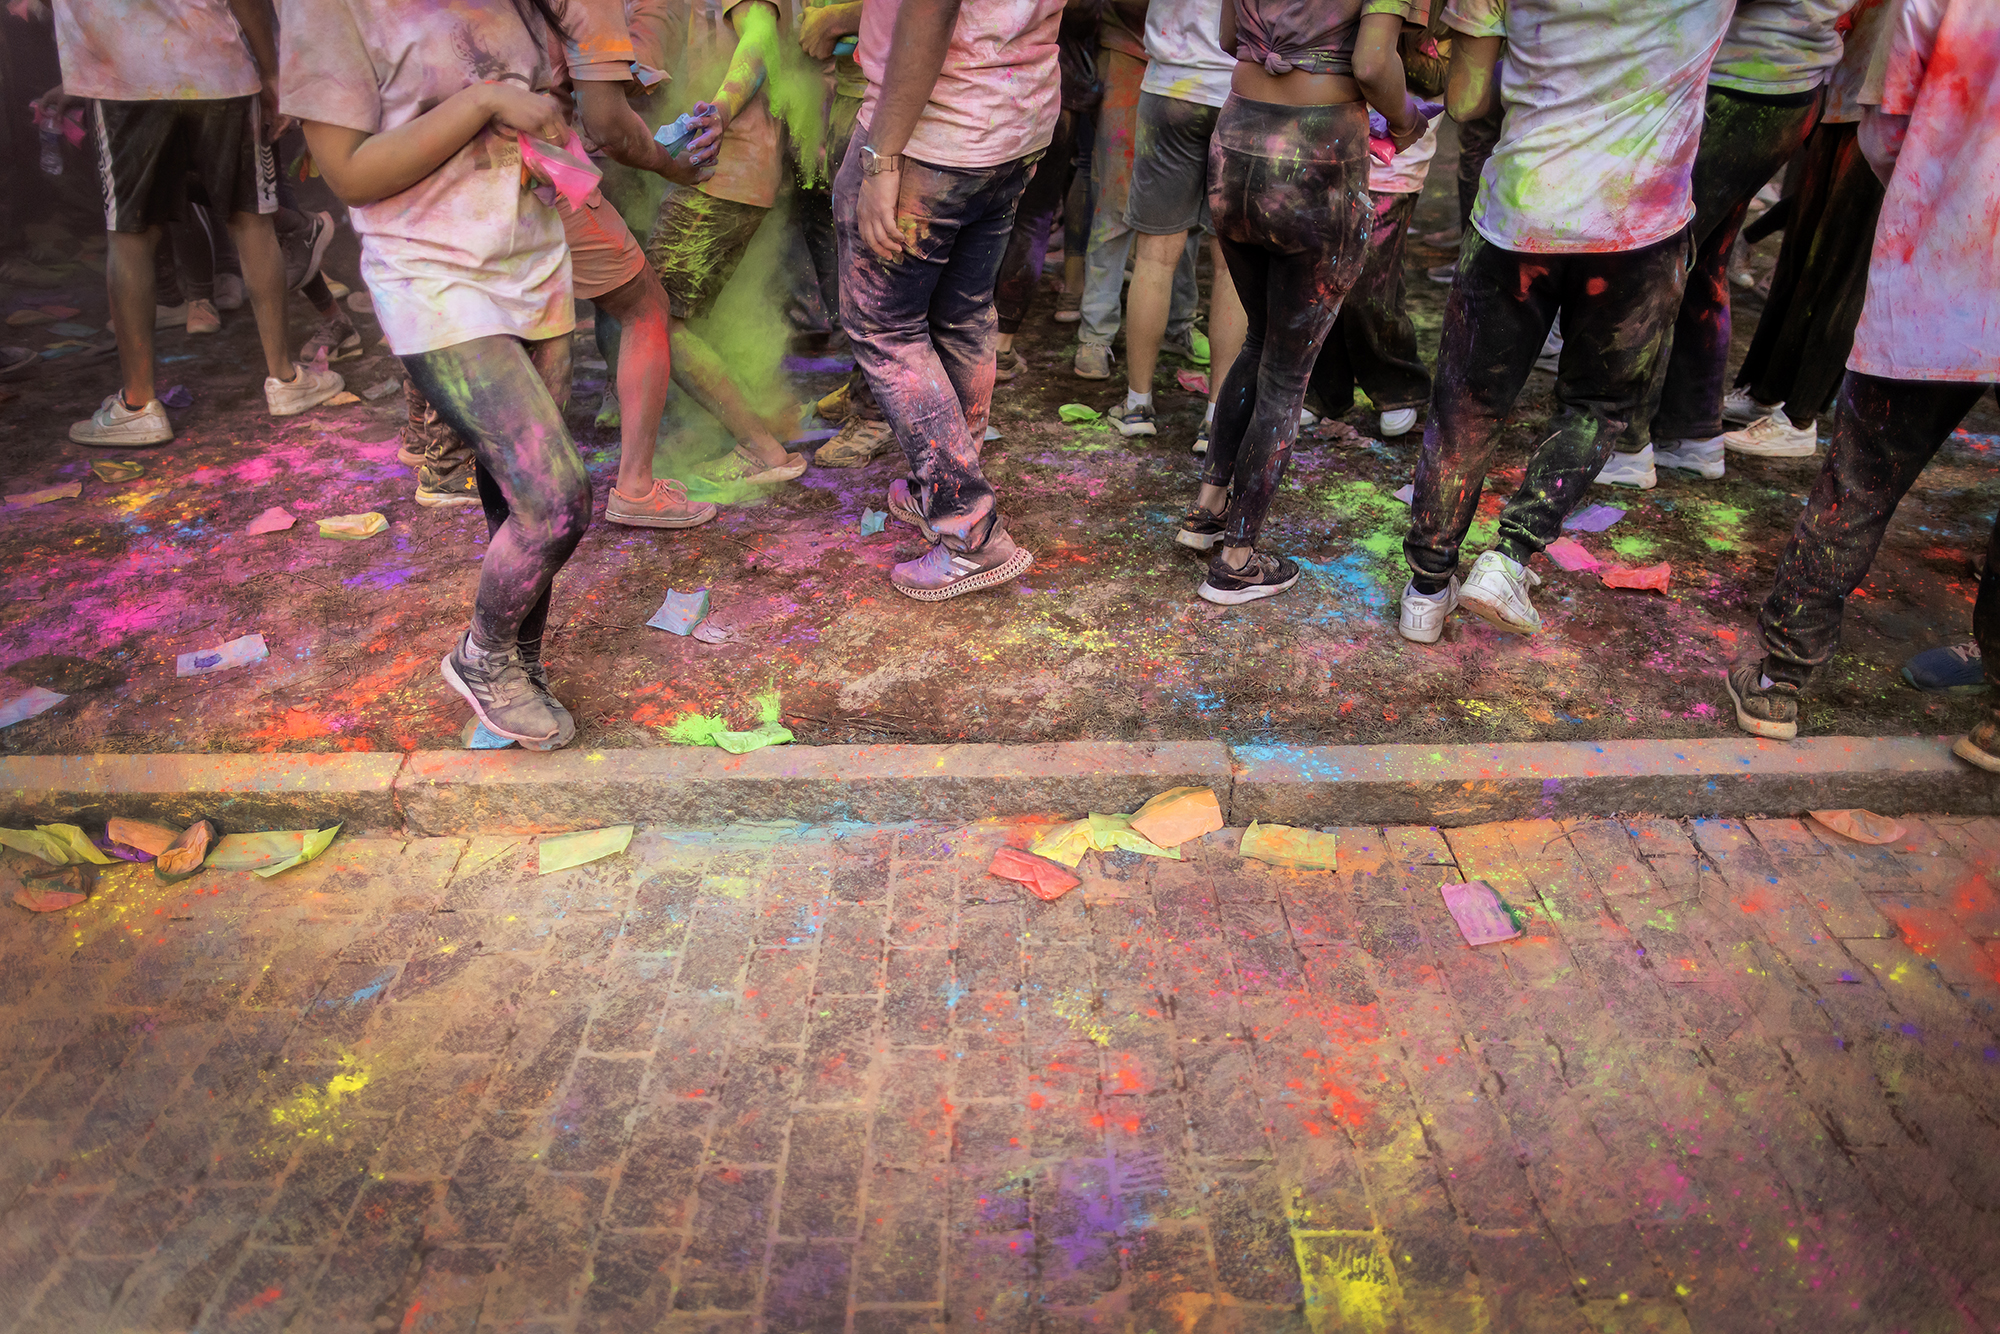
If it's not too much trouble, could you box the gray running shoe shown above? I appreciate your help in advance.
[441,635,562,745]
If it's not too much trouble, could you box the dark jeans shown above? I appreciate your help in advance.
[1759,374,2000,689]
[1307,190,1430,416]
[995,107,1081,334]
[1634,85,1822,447]
[1204,96,1371,549]
[1406,228,1691,589]
[1737,120,1885,427]
[1455,104,1503,233]
[835,131,1034,548]
[401,335,589,653]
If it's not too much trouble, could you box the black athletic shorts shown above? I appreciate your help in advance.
[92,96,276,233]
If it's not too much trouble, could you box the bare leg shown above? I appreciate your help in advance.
[224,212,295,382]
[1124,229,1188,396]
[1204,235,1247,413]
[592,271,675,497]
[107,228,160,405]
[668,315,789,466]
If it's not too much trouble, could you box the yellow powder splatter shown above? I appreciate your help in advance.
[267,1054,370,1148]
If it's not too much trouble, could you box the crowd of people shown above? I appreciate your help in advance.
[27,0,1999,766]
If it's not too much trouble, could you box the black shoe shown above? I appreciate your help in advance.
[284,210,336,292]
[1175,505,1225,552]
[1198,551,1301,605]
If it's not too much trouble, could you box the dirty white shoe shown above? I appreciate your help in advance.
[1721,386,1775,426]
[1724,410,1817,458]
[1380,407,1418,438]
[1398,576,1460,645]
[1073,343,1114,380]
[1653,436,1726,479]
[1594,445,1657,490]
[1458,550,1543,635]
[69,392,172,447]
[266,361,345,416]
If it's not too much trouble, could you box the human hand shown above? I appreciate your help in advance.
[797,5,846,59]
[259,79,295,144]
[31,83,77,119]
[484,84,568,145]
[1388,94,1428,153]
[858,167,905,261]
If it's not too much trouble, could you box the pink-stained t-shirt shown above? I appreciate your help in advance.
[278,0,573,357]
[1847,0,2000,384]
[53,0,260,102]
[859,0,1064,168]
[1709,0,1851,97]
[1443,0,1732,254]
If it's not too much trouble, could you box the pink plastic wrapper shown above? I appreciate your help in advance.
[1440,880,1522,947]
[989,846,1080,902]
[518,130,602,210]
[1175,369,1209,396]
[1602,562,1671,593]
[1544,537,1600,573]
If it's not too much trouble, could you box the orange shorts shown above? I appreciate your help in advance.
[555,189,648,301]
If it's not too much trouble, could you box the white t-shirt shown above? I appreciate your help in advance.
[1847,0,2000,384]
[1140,0,1234,109]
[859,0,1063,168]
[1823,0,1892,123]
[1443,0,1732,254]
[1710,0,1851,97]
[278,0,573,357]
[1370,118,1439,195]
[53,0,260,102]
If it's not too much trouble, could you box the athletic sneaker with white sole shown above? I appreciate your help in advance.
[69,393,173,447]
[1457,550,1542,634]
[890,527,1033,601]
[518,645,576,750]
[1074,343,1114,380]
[1720,386,1775,426]
[1176,504,1225,551]
[1197,551,1300,605]
[1724,410,1817,457]
[1725,659,1798,740]
[1397,576,1460,644]
[266,361,345,416]
[1953,713,2000,773]
[885,479,939,541]
[1653,436,1726,479]
[1110,401,1157,437]
[1594,445,1657,489]
[1380,407,1418,437]
[1192,418,1211,455]
[441,635,563,745]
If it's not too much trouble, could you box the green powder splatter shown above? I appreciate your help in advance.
[1610,532,1658,560]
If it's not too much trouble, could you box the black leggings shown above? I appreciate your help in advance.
[400,335,591,653]
[1203,96,1371,548]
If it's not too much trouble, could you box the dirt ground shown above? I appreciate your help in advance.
[3,123,1997,758]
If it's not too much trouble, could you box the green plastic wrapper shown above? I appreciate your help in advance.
[1240,821,1338,870]
[207,825,342,877]
[0,823,116,866]
[539,825,636,874]
[1029,813,1182,868]
[1057,403,1102,423]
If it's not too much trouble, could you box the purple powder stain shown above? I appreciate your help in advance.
[344,566,421,590]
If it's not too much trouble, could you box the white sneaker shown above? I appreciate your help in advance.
[1298,405,1319,430]
[1594,445,1657,490]
[1721,386,1775,426]
[1380,407,1418,437]
[1653,435,1726,479]
[1724,410,1817,458]
[69,393,172,447]
[1459,550,1543,635]
[1398,576,1460,645]
[266,361,345,417]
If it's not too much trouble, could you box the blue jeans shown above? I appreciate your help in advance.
[835,133,1033,549]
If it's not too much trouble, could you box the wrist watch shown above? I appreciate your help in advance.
[861,144,902,176]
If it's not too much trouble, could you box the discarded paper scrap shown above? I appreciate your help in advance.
[246,506,297,535]
[1808,808,1905,845]
[0,687,66,730]
[6,481,82,506]
[648,588,710,635]
[176,633,268,677]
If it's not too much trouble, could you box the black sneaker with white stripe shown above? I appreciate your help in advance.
[1198,551,1300,605]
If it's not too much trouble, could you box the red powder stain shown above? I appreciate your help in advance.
[235,1288,283,1314]
[399,1301,424,1331]
[1715,628,1738,643]
[1585,277,1608,296]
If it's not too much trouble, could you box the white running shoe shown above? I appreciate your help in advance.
[1724,410,1817,457]
[1594,444,1657,490]
[69,393,172,447]
[1379,407,1419,438]
[1458,551,1543,635]
[1720,386,1775,426]
[1653,436,1726,479]
[1398,576,1460,645]
[1298,405,1320,430]
[266,361,345,417]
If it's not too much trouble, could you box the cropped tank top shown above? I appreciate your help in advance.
[1231,0,1422,77]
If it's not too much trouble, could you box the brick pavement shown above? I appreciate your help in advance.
[0,813,1996,1333]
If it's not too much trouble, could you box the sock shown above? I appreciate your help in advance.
[121,392,147,412]
[1410,573,1451,596]
[1204,402,1216,424]
[1124,390,1152,412]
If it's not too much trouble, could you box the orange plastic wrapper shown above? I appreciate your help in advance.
[1808,809,1905,845]
[107,817,180,857]
[989,846,1081,902]
[1128,786,1224,848]
[1601,563,1671,592]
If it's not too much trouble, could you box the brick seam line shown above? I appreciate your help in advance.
[1,736,1995,834]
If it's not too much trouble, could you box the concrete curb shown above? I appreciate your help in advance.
[2,735,1994,835]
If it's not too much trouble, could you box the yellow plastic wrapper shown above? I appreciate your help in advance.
[1240,821,1338,870]
[207,825,342,877]
[1029,813,1182,868]
[318,512,388,540]
[539,825,635,874]
[1128,786,1224,848]
[0,823,116,866]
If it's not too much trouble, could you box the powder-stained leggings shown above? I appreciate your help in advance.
[1307,189,1430,416]
[1759,374,2000,689]
[1632,84,1822,447]
[1204,96,1371,549]
[1405,228,1691,590]
[400,335,591,654]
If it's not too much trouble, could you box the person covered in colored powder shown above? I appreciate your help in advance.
[840,0,1060,601]
[1728,0,2000,771]
[1171,0,1429,604]
[54,0,346,449]
[281,0,591,749]
[1593,0,1852,489]
[643,0,810,485]
[1396,0,1733,644]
